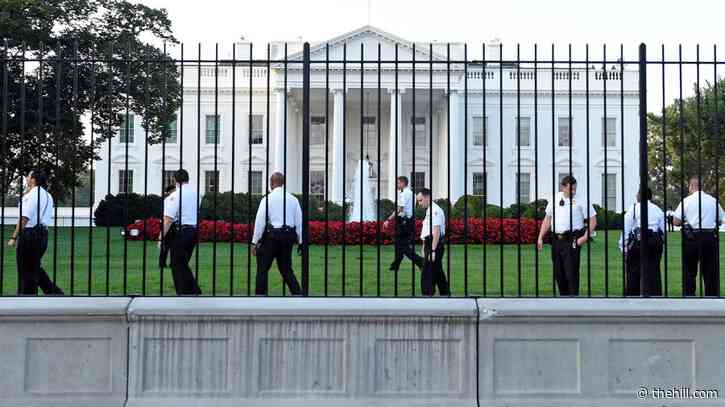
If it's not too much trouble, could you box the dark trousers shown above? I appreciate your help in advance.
[625,239,663,296]
[551,235,581,296]
[255,237,302,296]
[421,237,450,297]
[170,227,201,295]
[389,220,424,271]
[683,231,719,296]
[17,227,61,295]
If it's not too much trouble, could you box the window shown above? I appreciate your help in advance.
[205,115,220,144]
[363,116,377,150]
[472,116,487,146]
[249,171,263,195]
[410,172,425,192]
[310,171,325,200]
[558,117,571,147]
[250,114,264,144]
[602,173,617,210]
[516,117,531,147]
[163,170,176,190]
[204,170,219,194]
[602,117,617,147]
[517,173,531,204]
[411,117,426,146]
[311,116,326,145]
[165,114,177,144]
[473,172,487,199]
[119,114,134,143]
[118,170,133,194]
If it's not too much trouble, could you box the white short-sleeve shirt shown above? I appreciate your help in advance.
[421,202,445,240]
[673,191,725,229]
[21,186,53,227]
[618,201,666,252]
[544,192,596,233]
[398,187,414,218]
[163,184,198,226]
[251,187,303,244]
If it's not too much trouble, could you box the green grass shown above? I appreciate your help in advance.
[1,227,723,297]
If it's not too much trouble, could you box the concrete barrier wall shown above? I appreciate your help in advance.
[1,297,725,406]
[0,298,130,407]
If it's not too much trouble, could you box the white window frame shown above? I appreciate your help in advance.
[164,114,178,144]
[205,114,222,145]
[118,169,134,194]
[516,117,531,148]
[310,116,326,146]
[516,172,531,204]
[472,171,487,198]
[601,172,617,210]
[471,115,487,147]
[601,117,617,148]
[249,114,264,145]
[557,117,572,148]
[411,116,427,148]
[204,170,220,194]
[249,170,264,195]
[118,113,134,144]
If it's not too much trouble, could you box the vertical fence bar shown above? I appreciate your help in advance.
[324,44,329,297]
[412,43,416,297]
[105,43,112,295]
[550,44,556,296]
[464,44,469,297]
[533,44,539,297]
[498,43,504,297]
[429,43,435,296]
[661,44,668,296]
[585,44,591,297]
[143,48,150,296]
[678,44,685,297]
[393,44,398,297]
[195,43,201,284]
[161,43,169,296]
[262,44,270,296]
[446,44,451,292]
[70,40,78,294]
[377,43,382,296]
[567,45,574,296]
[638,44,650,296]
[123,41,131,296]
[342,43,347,297]
[482,44,487,297]
[714,45,721,297]
[620,45,626,296]
[359,43,364,297]
[0,40,6,295]
[516,44,522,297]
[302,42,311,296]
[53,43,61,291]
[695,45,704,297]
[228,43,237,296]
[282,43,288,297]
[18,44,25,293]
[88,49,96,296]
[212,43,219,296]
[603,44,610,296]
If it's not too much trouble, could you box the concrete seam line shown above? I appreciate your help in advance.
[123,297,133,407]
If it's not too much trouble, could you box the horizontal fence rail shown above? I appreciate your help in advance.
[0,39,723,297]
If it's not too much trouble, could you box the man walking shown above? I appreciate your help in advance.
[7,169,62,295]
[416,188,450,297]
[672,177,725,296]
[160,169,202,295]
[251,172,303,296]
[537,176,597,296]
[384,176,424,272]
[619,188,665,296]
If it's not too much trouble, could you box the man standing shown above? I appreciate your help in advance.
[619,188,665,296]
[672,177,725,296]
[384,176,423,272]
[7,169,62,295]
[416,188,450,297]
[160,169,201,295]
[537,176,597,296]
[251,172,303,296]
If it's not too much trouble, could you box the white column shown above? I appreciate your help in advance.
[387,89,403,200]
[449,90,465,204]
[273,89,286,173]
[330,90,345,204]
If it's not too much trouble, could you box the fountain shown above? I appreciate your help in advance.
[348,158,376,222]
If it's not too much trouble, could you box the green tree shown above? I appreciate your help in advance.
[647,78,725,208]
[0,0,180,202]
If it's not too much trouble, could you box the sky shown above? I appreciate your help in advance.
[135,0,724,109]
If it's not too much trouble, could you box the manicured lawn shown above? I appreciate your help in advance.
[0,227,723,297]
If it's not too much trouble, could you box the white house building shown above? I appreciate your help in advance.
[92,26,640,221]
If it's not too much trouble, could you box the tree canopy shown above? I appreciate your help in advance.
[0,0,181,203]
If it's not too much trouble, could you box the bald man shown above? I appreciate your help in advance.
[251,172,303,296]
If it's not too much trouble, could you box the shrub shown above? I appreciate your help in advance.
[594,204,624,230]
[199,191,263,222]
[94,193,163,227]
[127,217,542,245]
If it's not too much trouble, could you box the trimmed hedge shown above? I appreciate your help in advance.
[94,193,163,227]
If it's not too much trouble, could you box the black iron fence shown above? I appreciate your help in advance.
[0,39,722,297]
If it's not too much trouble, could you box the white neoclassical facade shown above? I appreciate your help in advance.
[94,26,641,215]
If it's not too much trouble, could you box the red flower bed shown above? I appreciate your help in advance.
[126,217,541,245]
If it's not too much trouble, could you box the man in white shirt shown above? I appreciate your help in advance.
[537,176,597,296]
[619,188,665,296]
[672,177,725,296]
[7,169,62,295]
[384,176,424,272]
[251,172,303,296]
[161,169,201,295]
[416,188,450,297]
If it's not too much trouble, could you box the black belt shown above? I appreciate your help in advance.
[179,225,197,230]
[553,229,583,240]
[694,229,716,233]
